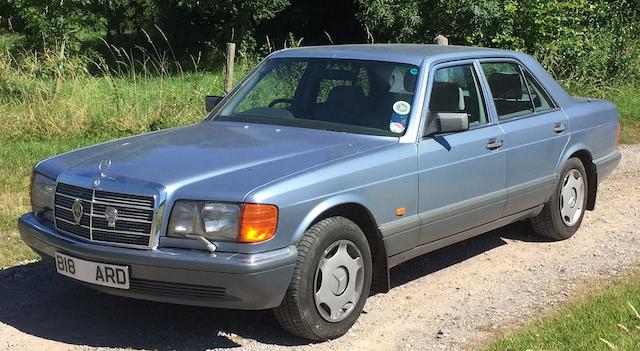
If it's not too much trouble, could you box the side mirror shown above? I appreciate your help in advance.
[424,112,469,137]
[205,95,223,112]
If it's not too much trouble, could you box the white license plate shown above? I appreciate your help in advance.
[55,252,130,289]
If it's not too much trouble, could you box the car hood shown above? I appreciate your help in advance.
[39,121,397,201]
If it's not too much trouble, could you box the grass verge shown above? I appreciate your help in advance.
[484,276,640,350]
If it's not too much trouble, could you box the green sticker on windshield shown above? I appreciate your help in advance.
[409,68,418,75]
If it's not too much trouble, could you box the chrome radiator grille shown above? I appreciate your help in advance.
[54,183,155,248]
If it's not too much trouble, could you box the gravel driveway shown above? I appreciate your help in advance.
[1,145,639,351]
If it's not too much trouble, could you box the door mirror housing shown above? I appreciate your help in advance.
[424,112,469,137]
[205,96,223,112]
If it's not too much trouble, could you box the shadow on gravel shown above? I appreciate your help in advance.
[390,220,544,288]
[0,221,543,350]
[0,262,310,350]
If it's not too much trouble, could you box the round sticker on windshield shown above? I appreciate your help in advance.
[409,68,418,75]
[390,122,406,133]
[393,101,411,115]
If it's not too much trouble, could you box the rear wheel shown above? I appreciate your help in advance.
[530,157,588,240]
[274,216,372,340]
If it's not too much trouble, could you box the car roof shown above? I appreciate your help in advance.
[268,44,516,65]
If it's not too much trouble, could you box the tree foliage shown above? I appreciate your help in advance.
[357,0,640,82]
[3,0,639,82]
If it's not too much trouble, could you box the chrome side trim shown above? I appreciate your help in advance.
[388,205,544,267]
[378,215,421,238]
[417,189,506,226]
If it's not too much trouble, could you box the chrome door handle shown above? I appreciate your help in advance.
[486,138,504,150]
[553,123,567,133]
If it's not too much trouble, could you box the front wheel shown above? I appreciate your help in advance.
[530,157,588,240]
[274,217,372,340]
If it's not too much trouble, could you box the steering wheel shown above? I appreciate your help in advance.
[268,98,293,108]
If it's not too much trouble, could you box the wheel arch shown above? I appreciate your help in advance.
[296,198,390,295]
[560,146,597,210]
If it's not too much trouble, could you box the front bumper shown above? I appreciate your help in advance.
[18,214,297,310]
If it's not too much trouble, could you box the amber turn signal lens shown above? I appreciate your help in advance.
[238,204,278,243]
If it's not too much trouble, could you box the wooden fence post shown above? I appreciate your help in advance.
[224,42,236,94]
[434,34,449,45]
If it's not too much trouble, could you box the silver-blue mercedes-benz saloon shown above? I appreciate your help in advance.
[19,44,621,340]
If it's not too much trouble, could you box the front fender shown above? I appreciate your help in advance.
[291,195,376,244]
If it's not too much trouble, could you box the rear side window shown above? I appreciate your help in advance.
[523,70,555,112]
[429,64,488,126]
[481,62,534,120]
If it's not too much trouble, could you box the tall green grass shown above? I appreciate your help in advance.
[563,81,640,144]
[0,45,232,141]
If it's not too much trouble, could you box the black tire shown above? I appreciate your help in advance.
[274,216,372,340]
[530,157,588,240]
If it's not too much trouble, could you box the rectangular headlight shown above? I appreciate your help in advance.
[30,172,56,221]
[168,201,240,241]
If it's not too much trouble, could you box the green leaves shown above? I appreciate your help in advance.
[7,0,290,55]
[355,0,640,82]
[4,0,640,84]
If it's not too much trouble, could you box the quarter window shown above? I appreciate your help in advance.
[523,70,555,112]
[429,64,488,126]
[481,62,534,120]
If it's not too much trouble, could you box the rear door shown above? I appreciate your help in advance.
[417,60,507,245]
[479,60,569,215]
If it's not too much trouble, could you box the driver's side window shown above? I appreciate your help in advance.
[234,61,308,114]
[429,64,488,127]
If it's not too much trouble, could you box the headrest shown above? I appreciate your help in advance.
[429,82,463,112]
[320,69,357,81]
[326,85,364,104]
[403,69,418,92]
[488,73,522,99]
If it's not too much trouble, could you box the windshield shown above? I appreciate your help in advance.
[216,58,419,136]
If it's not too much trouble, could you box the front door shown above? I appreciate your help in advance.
[417,61,507,245]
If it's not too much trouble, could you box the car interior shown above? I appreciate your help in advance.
[487,72,535,118]
[428,65,487,126]
[226,59,419,134]
[305,64,417,130]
